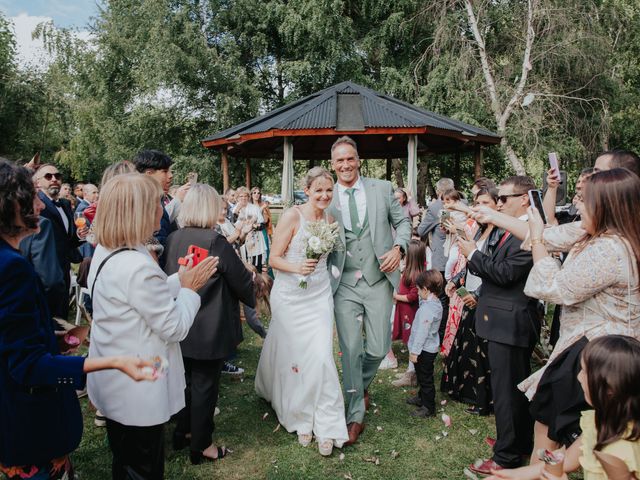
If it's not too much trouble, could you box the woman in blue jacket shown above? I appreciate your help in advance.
[0,159,154,479]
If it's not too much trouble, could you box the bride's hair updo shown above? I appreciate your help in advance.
[302,167,334,189]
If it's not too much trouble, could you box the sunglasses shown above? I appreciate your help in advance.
[42,172,62,181]
[497,193,525,204]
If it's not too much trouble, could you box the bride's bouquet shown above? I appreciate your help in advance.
[299,220,341,288]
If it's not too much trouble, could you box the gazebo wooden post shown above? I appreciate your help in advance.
[474,144,483,179]
[386,158,392,181]
[221,150,229,193]
[245,158,251,188]
[407,134,418,199]
[281,137,294,204]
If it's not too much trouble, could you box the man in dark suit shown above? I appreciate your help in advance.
[19,216,66,319]
[461,176,541,475]
[34,164,86,318]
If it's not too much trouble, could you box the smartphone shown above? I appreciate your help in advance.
[439,210,451,222]
[178,244,209,267]
[528,189,548,224]
[548,152,560,179]
[187,172,198,184]
[456,286,470,297]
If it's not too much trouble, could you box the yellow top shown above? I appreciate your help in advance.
[580,410,640,479]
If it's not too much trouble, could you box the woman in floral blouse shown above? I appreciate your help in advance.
[521,168,640,461]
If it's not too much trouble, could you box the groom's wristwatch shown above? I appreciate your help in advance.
[394,244,404,255]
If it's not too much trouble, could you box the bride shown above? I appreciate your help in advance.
[255,167,348,456]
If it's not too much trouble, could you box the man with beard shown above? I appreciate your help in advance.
[35,164,87,318]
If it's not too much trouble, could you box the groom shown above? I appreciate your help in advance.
[327,136,411,445]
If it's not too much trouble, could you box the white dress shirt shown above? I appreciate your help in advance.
[336,176,367,232]
[87,244,201,426]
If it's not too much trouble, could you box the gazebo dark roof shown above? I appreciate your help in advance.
[201,81,500,159]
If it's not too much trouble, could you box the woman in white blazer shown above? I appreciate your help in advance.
[87,173,218,480]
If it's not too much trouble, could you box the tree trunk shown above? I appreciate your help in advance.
[391,158,404,188]
[502,139,527,175]
[417,157,431,205]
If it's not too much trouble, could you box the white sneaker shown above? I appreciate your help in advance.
[317,438,333,456]
[391,371,417,387]
[94,410,107,427]
[378,356,398,370]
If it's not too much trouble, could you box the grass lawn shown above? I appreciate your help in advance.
[70,321,582,480]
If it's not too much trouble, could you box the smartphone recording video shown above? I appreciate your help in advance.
[528,189,547,224]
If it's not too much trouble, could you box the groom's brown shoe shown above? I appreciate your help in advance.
[364,389,370,411]
[344,422,365,446]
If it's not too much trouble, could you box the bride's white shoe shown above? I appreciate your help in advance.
[317,438,334,456]
[298,433,313,447]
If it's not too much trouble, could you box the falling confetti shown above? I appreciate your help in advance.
[331,265,341,279]
[346,250,353,258]
[442,413,452,427]
[356,315,363,323]
[354,270,363,280]
[262,412,269,420]
[346,389,357,393]
[440,400,447,406]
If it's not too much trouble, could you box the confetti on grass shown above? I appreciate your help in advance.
[262,412,269,420]
[442,413,452,427]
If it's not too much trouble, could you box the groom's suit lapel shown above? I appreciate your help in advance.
[363,177,377,242]
[328,195,346,247]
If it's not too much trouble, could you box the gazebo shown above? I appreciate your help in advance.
[201,81,500,202]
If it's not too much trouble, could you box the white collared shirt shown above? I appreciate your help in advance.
[336,176,367,231]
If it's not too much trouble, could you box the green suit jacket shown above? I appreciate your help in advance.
[327,177,412,294]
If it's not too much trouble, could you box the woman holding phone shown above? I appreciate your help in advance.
[520,168,640,459]
[164,184,255,464]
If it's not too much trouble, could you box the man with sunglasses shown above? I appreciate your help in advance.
[35,164,87,318]
[460,176,541,476]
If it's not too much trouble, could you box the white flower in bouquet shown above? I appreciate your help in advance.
[299,221,341,288]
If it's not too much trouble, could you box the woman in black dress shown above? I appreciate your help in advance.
[164,183,255,464]
[440,188,497,416]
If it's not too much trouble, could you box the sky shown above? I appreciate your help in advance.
[1,0,99,68]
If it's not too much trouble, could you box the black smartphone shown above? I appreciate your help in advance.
[528,189,547,224]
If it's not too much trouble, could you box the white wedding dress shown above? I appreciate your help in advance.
[255,209,348,446]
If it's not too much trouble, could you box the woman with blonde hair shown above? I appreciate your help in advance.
[87,174,218,479]
[164,183,255,464]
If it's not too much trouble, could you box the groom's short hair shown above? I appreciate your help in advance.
[331,136,359,158]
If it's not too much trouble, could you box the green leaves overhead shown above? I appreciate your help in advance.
[0,0,639,194]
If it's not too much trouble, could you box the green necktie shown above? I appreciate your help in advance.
[346,188,361,236]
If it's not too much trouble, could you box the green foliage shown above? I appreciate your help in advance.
[0,1,639,193]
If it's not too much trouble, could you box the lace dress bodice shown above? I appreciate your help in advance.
[274,210,329,291]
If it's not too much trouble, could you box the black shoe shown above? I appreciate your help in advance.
[190,447,227,465]
[172,432,190,450]
[465,406,491,416]
[410,406,435,418]
[405,395,423,407]
[222,361,244,376]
